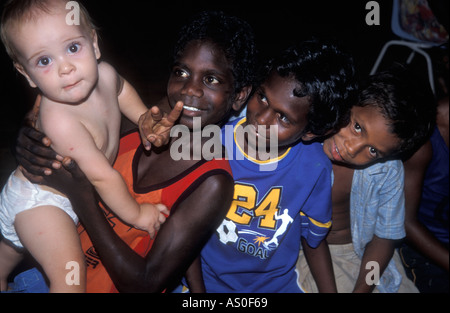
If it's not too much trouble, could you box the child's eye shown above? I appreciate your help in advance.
[354,122,362,133]
[278,114,290,124]
[37,56,52,67]
[67,43,81,54]
[369,147,378,158]
[204,76,219,85]
[257,91,268,104]
[174,68,188,78]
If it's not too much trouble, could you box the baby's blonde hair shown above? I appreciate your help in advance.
[1,0,97,63]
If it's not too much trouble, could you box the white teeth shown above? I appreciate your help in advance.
[183,105,200,112]
[335,145,343,159]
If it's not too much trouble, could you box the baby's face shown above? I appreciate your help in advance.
[10,7,100,104]
[322,105,401,167]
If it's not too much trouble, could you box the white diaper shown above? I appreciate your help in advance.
[0,170,78,248]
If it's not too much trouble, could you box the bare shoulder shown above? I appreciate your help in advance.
[97,61,120,89]
[97,61,116,75]
[178,164,233,211]
[170,168,234,231]
[201,169,234,193]
[38,97,79,131]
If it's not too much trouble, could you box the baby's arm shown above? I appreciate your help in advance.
[41,112,167,237]
[114,69,184,151]
[115,72,171,149]
[116,75,149,125]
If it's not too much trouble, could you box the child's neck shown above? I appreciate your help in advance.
[243,136,289,161]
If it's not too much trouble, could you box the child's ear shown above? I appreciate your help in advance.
[14,62,37,88]
[91,30,101,60]
[301,132,318,142]
[232,86,252,112]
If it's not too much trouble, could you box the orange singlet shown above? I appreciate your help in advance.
[77,131,232,293]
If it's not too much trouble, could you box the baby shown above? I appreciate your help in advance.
[0,0,167,292]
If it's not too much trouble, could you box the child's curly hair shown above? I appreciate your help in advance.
[262,39,357,138]
[357,66,437,159]
[173,10,258,95]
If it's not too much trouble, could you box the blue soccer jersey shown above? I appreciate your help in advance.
[200,118,332,292]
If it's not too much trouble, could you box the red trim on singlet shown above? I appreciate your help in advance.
[117,129,141,155]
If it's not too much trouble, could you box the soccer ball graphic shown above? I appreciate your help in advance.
[216,219,238,244]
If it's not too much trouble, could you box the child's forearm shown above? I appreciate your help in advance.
[353,235,396,293]
[301,238,337,293]
[185,256,206,293]
[405,220,449,271]
[90,168,141,224]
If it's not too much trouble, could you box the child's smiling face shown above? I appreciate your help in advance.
[167,40,238,129]
[323,105,402,166]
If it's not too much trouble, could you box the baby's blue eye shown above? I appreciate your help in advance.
[68,43,81,54]
[37,57,52,67]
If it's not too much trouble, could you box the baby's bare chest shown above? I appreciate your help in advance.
[83,95,122,161]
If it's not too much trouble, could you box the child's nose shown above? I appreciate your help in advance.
[181,79,203,98]
[344,138,364,158]
[58,60,75,76]
[255,107,273,126]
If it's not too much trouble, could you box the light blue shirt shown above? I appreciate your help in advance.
[349,159,406,292]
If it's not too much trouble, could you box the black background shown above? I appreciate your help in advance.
[0,0,417,184]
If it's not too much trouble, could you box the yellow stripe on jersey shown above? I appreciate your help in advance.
[300,212,332,229]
